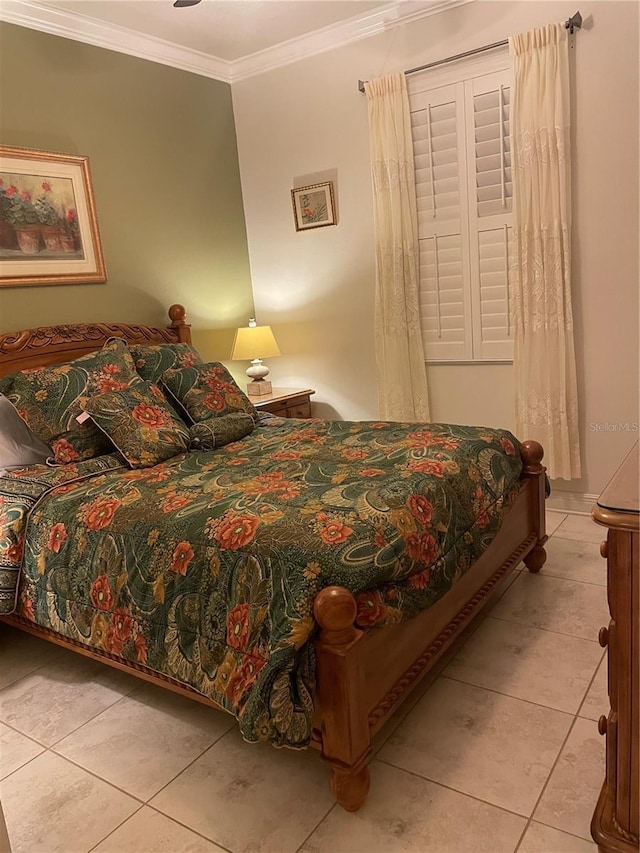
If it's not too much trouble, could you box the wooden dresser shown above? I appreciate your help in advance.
[591,442,639,853]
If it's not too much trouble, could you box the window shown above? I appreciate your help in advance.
[409,55,513,362]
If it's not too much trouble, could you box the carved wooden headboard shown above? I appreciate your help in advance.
[0,304,191,379]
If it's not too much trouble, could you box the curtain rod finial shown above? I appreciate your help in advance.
[358,79,367,94]
[566,11,582,33]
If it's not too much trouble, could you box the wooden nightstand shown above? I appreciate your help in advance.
[251,388,315,419]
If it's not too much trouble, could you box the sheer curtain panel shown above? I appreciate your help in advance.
[509,24,581,480]
[365,73,430,421]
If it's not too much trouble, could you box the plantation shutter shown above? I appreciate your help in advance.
[411,84,472,361]
[409,59,514,363]
[467,70,514,360]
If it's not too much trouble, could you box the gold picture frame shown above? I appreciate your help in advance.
[291,181,336,231]
[0,145,106,287]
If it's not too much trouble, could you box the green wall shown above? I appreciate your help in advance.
[0,23,254,361]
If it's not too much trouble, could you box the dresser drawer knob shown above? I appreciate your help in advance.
[598,626,609,647]
[600,540,608,559]
[598,715,608,735]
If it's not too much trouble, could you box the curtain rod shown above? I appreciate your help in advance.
[357,11,582,93]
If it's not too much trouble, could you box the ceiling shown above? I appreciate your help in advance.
[38,0,389,61]
[1,0,470,81]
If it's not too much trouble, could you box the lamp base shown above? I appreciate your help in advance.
[247,379,272,397]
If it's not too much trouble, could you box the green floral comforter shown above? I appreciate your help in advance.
[0,419,522,747]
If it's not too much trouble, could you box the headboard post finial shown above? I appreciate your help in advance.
[520,440,545,474]
[168,304,191,344]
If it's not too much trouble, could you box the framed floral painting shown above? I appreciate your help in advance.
[291,181,336,231]
[0,146,106,287]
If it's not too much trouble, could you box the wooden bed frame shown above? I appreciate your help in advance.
[0,304,548,812]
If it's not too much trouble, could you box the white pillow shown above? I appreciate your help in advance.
[0,395,51,470]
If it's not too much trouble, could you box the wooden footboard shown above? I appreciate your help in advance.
[311,440,547,811]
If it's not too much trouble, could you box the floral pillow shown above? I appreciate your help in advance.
[129,342,203,383]
[161,362,257,425]
[83,382,190,468]
[0,339,142,464]
[189,412,255,450]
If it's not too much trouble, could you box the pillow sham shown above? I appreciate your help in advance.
[161,362,257,425]
[189,412,255,450]
[129,342,203,383]
[0,338,142,465]
[82,381,190,468]
[0,395,51,470]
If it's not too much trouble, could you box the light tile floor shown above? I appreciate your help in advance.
[0,509,608,853]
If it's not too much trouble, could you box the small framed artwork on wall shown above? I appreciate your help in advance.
[291,181,336,231]
[0,145,106,287]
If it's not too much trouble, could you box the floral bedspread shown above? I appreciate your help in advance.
[0,419,522,747]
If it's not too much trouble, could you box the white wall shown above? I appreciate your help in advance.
[233,0,639,497]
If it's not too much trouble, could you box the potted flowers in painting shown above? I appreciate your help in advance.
[0,145,106,287]
[0,179,83,255]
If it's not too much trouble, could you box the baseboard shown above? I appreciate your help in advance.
[546,490,599,515]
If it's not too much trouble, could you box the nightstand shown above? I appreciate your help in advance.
[252,388,315,419]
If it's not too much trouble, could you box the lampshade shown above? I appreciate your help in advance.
[231,323,281,361]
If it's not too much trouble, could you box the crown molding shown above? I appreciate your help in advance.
[0,0,233,82]
[232,0,474,82]
[0,0,473,85]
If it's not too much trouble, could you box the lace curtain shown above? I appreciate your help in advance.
[365,74,430,421]
[509,24,581,480]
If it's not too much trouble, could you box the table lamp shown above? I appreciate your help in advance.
[231,318,281,396]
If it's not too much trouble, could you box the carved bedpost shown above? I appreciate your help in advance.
[168,304,192,344]
[520,440,548,573]
[313,586,371,811]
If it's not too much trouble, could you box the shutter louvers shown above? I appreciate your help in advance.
[412,99,460,226]
[412,83,472,361]
[478,225,514,345]
[419,233,467,359]
[474,86,512,219]
[467,70,514,360]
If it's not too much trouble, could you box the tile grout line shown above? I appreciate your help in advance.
[0,748,47,785]
[40,748,148,805]
[0,645,67,692]
[46,685,143,751]
[513,646,607,852]
[142,802,237,853]
[85,802,147,853]
[87,800,237,853]
[576,648,607,721]
[439,673,595,717]
[512,715,582,852]
[375,755,533,822]
[143,724,237,807]
[292,803,338,853]
[464,612,603,644]
[0,660,140,750]
[0,717,50,751]
[526,818,603,846]
[552,535,605,546]
[50,716,235,806]
[489,612,604,643]
[536,572,606,589]
[458,608,599,645]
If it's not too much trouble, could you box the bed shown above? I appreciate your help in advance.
[0,304,547,811]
